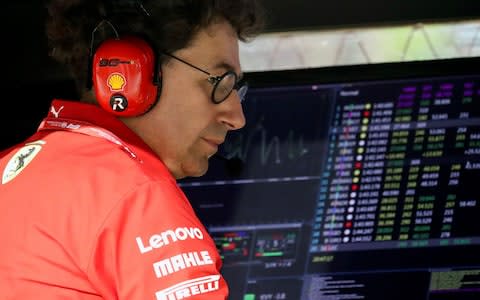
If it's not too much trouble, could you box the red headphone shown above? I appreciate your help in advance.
[92,36,160,117]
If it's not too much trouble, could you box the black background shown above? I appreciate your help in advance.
[1,0,479,151]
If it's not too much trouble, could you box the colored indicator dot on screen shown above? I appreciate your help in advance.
[363,111,371,117]
[357,147,364,154]
[353,177,359,183]
[356,155,363,161]
[349,199,356,205]
[244,294,255,300]
[351,184,359,191]
[358,140,366,146]
[344,229,351,235]
[354,169,361,176]
[346,214,353,221]
[362,118,369,125]
[355,162,362,169]
[365,103,372,110]
[348,206,355,213]
[350,192,357,198]
[343,237,350,243]
[361,126,368,132]
[360,133,367,139]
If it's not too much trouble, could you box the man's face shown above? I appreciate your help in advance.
[126,20,246,179]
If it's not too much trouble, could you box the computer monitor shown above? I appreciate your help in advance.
[178,57,480,300]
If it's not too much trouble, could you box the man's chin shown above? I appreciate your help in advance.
[181,159,209,178]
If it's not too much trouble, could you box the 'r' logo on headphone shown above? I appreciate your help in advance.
[110,95,128,112]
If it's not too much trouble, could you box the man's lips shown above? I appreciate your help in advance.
[203,138,224,146]
[202,138,224,152]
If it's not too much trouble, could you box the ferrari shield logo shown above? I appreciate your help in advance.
[2,140,45,184]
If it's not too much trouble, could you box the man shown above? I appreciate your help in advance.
[0,0,264,299]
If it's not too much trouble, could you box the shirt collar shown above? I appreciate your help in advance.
[44,99,154,154]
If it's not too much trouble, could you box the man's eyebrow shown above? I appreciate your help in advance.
[212,62,243,80]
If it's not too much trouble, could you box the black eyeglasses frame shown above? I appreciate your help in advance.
[161,52,247,104]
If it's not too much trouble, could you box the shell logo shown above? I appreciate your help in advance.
[107,73,126,91]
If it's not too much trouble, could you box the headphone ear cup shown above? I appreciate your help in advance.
[124,36,162,96]
[92,37,159,117]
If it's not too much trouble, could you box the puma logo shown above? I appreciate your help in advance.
[50,105,64,118]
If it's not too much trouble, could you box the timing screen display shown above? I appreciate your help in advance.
[180,70,480,300]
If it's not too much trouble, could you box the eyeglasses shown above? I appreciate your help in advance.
[161,52,248,104]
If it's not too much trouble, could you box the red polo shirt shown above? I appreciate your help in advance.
[0,99,228,299]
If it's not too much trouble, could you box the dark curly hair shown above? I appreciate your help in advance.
[46,0,265,99]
